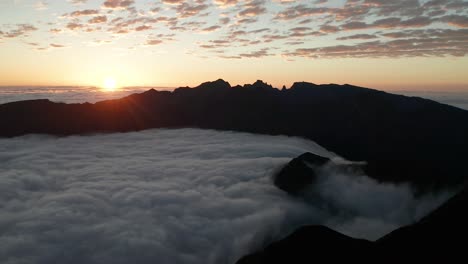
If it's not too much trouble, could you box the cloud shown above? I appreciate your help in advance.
[66,22,84,30]
[3,0,468,59]
[0,128,451,264]
[50,43,66,48]
[284,28,468,58]
[319,24,340,33]
[239,48,272,58]
[238,0,267,17]
[35,1,48,10]
[274,0,297,4]
[68,0,87,5]
[441,15,468,28]
[219,17,231,24]
[102,0,134,9]
[237,17,258,24]
[214,0,240,7]
[174,2,209,18]
[202,25,221,32]
[341,17,434,31]
[274,5,331,20]
[337,33,378,40]
[69,9,100,17]
[88,16,107,24]
[145,39,163,45]
[300,162,452,239]
[106,17,158,34]
[162,0,185,4]
[135,25,152,31]
[284,41,304,45]
[2,24,37,38]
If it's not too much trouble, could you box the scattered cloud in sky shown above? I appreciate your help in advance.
[68,0,88,5]
[68,9,100,17]
[0,0,467,59]
[2,24,37,38]
[49,43,66,48]
[88,15,108,24]
[102,0,135,10]
[0,128,452,264]
[34,1,48,11]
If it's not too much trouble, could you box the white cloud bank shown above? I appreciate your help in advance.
[0,128,452,264]
[0,86,153,105]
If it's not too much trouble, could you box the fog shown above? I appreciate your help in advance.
[0,129,451,264]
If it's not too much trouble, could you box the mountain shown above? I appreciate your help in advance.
[237,184,468,263]
[1,79,468,189]
[376,184,468,257]
[274,152,331,194]
[236,225,375,263]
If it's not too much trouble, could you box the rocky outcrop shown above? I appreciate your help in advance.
[274,152,330,194]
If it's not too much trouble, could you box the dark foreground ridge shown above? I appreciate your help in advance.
[239,152,468,263]
[237,181,468,263]
[2,79,468,188]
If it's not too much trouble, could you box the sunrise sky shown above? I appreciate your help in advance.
[0,0,467,90]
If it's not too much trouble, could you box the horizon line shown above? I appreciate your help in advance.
[0,81,468,92]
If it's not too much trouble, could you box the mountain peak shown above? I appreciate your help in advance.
[243,80,274,91]
[196,79,232,90]
[290,82,318,90]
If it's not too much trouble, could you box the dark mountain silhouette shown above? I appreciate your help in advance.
[376,184,468,257]
[236,225,375,263]
[274,152,331,194]
[1,79,468,189]
[237,184,468,264]
[274,152,367,194]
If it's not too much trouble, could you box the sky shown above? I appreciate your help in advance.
[0,0,467,90]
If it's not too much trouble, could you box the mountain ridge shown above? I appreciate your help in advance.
[1,79,468,189]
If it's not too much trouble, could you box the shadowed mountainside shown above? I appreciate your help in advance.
[1,79,468,189]
[237,183,468,263]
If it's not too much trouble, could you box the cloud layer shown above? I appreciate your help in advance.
[0,128,452,264]
[0,86,152,105]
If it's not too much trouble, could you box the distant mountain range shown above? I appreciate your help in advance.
[2,79,468,189]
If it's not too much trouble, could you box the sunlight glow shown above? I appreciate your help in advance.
[102,77,117,92]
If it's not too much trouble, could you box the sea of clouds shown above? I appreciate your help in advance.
[0,129,452,264]
[0,86,155,105]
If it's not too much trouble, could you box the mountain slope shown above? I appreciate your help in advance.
[237,184,467,264]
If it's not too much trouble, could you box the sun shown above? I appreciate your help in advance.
[102,77,118,92]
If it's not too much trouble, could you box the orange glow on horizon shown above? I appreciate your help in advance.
[102,77,118,92]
